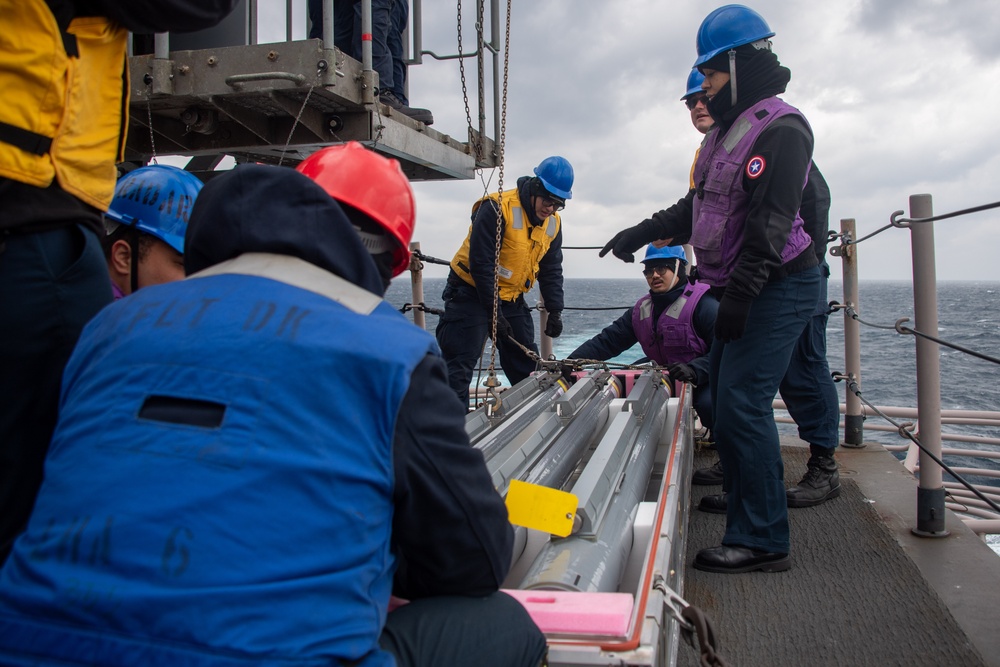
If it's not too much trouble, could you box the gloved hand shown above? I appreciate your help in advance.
[667,362,698,384]
[490,311,513,342]
[714,293,753,343]
[544,310,563,338]
[599,219,657,263]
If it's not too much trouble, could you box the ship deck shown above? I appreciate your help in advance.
[677,439,1000,667]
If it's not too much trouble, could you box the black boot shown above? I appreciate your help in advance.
[786,453,840,508]
[379,90,434,125]
[698,492,727,514]
[692,458,724,485]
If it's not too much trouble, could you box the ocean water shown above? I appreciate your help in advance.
[387,277,1000,552]
[386,278,1000,435]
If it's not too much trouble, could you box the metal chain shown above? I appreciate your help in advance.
[371,82,385,146]
[486,199,503,373]
[496,0,511,196]
[484,0,512,385]
[476,0,485,148]
[145,83,158,164]
[500,336,669,374]
[652,576,730,667]
[455,0,481,161]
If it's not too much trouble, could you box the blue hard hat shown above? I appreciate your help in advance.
[105,165,203,254]
[533,156,574,200]
[694,4,774,68]
[642,244,688,264]
[682,68,706,100]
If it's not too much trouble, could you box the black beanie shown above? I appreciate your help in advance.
[700,42,767,74]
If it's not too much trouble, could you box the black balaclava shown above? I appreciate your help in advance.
[703,46,791,132]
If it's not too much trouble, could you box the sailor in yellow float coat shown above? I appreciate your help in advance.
[0,0,237,562]
[436,156,574,405]
[449,190,560,303]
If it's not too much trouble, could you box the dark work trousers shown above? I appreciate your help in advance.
[710,266,820,554]
[308,0,408,103]
[435,282,539,405]
[778,263,840,456]
[691,383,713,430]
[380,592,547,667]
[308,0,358,50]
[388,0,409,104]
[0,225,113,562]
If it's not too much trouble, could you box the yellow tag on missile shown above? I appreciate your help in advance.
[505,480,578,537]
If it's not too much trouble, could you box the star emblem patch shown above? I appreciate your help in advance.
[746,155,766,179]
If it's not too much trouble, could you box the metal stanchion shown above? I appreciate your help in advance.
[907,194,948,538]
[840,218,865,448]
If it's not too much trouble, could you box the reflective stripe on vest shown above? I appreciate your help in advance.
[450,189,560,301]
[631,282,711,365]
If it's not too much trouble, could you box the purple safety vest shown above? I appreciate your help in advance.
[632,282,711,365]
[690,97,813,287]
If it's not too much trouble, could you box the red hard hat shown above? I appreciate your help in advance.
[297,142,415,276]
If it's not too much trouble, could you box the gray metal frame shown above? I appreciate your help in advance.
[125,0,498,180]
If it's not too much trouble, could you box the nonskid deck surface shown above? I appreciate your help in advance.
[679,443,995,667]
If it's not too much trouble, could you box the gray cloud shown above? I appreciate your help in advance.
[242,0,1000,281]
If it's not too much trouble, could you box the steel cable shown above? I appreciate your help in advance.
[841,304,1000,364]
[845,378,1000,515]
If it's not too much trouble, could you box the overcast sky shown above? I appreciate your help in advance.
[253,0,1000,282]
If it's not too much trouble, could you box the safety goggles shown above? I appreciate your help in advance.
[642,264,674,277]
[684,94,708,110]
[538,197,565,212]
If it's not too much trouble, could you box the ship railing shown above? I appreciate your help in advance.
[835,193,1000,539]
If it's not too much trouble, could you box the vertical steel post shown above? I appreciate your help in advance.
[359,0,375,102]
[490,0,500,150]
[476,0,486,142]
[841,218,864,447]
[286,0,293,42]
[361,0,373,72]
[411,0,423,65]
[249,0,258,46]
[908,194,948,537]
[154,33,169,59]
[322,0,335,50]
[409,242,426,330]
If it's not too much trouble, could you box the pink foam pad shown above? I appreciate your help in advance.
[502,589,634,636]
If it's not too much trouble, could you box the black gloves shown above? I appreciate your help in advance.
[667,362,697,384]
[544,311,563,338]
[714,293,753,343]
[490,311,513,342]
[599,219,657,263]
